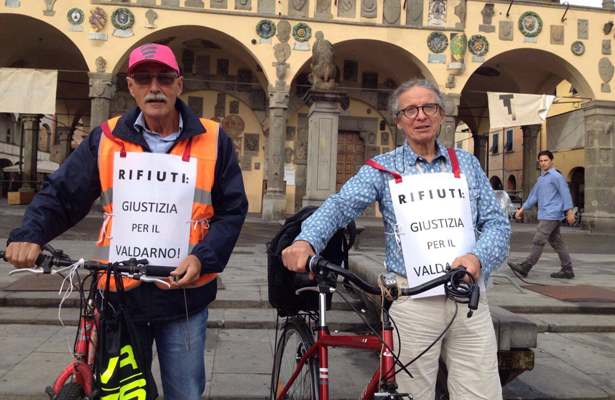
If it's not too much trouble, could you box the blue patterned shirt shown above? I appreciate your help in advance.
[296,139,511,283]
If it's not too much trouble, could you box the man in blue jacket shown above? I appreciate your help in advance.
[509,150,576,279]
[5,43,248,398]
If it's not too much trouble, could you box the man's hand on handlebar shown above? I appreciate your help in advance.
[4,242,42,270]
[282,240,316,279]
[451,253,481,282]
[170,255,202,288]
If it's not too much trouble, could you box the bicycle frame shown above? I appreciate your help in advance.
[277,290,398,400]
[47,275,100,399]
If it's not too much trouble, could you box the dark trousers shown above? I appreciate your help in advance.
[524,220,573,271]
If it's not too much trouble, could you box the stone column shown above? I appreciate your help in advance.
[57,126,74,165]
[262,85,290,221]
[293,126,308,213]
[521,124,541,223]
[440,93,461,148]
[20,114,42,193]
[473,134,489,171]
[582,101,615,233]
[88,72,117,131]
[302,89,346,206]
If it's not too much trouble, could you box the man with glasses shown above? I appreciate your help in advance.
[5,43,248,399]
[283,79,509,398]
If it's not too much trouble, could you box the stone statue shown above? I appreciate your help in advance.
[309,31,338,90]
[96,56,106,73]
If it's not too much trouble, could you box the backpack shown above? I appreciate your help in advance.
[266,206,356,316]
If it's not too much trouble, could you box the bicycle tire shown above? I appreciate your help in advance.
[271,317,319,400]
[56,382,85,400]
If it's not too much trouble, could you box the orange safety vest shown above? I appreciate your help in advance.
[94,116,219,291]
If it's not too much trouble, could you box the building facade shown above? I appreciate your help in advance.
[1,0,614,231]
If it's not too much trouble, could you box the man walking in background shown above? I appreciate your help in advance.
[509,150,576,279]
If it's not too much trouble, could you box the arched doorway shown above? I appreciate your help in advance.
[0,159,13,198]
[507,175,517,192]
[569,167,585,210]
[490,176,503,190]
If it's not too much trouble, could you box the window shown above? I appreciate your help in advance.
[6,129,11,144]
[504,129,513,151]
[490,133,499,154]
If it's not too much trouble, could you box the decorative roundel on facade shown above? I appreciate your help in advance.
[427,32,448,53]
[89,7,107,32]
[468,34,489,56]
[571,41,585,56]
[111,8,135,30]
[67,8,84,25]
[256,19,276,39]
[293,23,312,42]
[518,11,542,37]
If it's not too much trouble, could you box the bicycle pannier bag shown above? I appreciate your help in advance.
[267,206,356,316]
[97,265,158,399]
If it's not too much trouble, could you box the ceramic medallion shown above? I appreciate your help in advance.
[256,19,276,39]
[571,41,585,56]
[427,32,448,53]
[519,11,542,37]
[68,8,84,25]
[468,34,489,56]
[293,23,312,42]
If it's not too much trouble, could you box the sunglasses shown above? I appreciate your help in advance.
[130,72,178,86]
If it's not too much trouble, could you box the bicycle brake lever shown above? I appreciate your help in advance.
[140,276,171,288]
[9,268,45,276]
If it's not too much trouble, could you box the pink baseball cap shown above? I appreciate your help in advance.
[127,43,180,76]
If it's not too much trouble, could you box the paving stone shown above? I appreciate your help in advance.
[0,352,75,397]
[209,372,270,399]
[0,325,61,370]
[519,313,615,333]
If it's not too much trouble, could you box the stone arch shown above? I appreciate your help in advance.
[507,174,517,191]
[0,14,90,133]
[460,48,594,136]
[111,25,270,88]
[0,158,13,197]
[568,166,585,209]
[287,39,435,122]
[490,176,503,190]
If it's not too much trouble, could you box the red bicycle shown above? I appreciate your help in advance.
[271,256,479,400]
[1,246,172,400]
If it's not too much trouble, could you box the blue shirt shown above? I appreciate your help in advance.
[134,112,184,154]
[296,139,511,283]
[522,167,573,221]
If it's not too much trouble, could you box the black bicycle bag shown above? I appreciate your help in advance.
[267,206,356,316]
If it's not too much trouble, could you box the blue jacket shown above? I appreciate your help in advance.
[9,99,249,322]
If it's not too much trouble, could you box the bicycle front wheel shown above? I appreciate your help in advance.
[271,317,319,400]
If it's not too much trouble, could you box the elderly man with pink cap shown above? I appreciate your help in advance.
[6,44,248,398]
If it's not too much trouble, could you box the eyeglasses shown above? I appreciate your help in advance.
[130,72,178,86]
[398,103,440,119]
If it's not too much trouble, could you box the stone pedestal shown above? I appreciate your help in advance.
[20,114,42,193]
[521,124,541,224]
[302,89,346,207]
[88,72,117,132]
[473,134,488,171]
[262,85,290,221]
[440,94,461,149]
[582,101,615,233]
[57,126,74,165]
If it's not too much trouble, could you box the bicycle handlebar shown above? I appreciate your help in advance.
[1,249,175,287]
[307,255,480,311]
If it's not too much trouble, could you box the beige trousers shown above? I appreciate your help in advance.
[389,275,502,400]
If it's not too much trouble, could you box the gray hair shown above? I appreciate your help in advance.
[387,79,446,118]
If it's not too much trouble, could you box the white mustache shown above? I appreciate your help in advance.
[144,93,168,103]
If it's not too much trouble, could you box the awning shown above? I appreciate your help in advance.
[3,160,59,174]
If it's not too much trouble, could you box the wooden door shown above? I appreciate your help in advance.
[336,131,365,192]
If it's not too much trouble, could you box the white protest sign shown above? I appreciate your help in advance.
[389,173,484,298]
[110,152,197,268]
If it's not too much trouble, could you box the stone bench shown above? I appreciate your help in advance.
[348,254,537,387]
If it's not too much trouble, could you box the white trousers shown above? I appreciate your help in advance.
[389,275,502,400]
